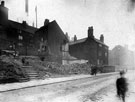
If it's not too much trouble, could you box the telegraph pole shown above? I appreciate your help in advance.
[35,6,38,28]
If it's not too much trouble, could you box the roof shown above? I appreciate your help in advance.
[8,20,37,34]
[36,20,68,42]
[94,38,108,46]
[69,37,108,47]
[69,38,87,45]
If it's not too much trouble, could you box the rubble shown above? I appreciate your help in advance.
[23,56,91,77]
[0,55,91,83]
[0,56,29,83]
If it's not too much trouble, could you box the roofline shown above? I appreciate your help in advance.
[69,37,108,47]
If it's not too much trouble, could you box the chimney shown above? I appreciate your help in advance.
[88,26,94,38]
[100,34,104,43]
[0,1,8,25]
[1,1,5,7]
[32,22,35,27]
[65,32,70,41]
[22,21,27,28]
[74,35,77,41]
[44,19,49,26]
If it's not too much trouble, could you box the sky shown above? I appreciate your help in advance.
[3,0,135,50]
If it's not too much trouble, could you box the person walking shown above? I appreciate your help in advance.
[116,71,128,102]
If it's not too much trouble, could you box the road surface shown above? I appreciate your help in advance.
[0,72,134,102]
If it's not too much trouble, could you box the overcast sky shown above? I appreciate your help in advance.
[3,0,135,50]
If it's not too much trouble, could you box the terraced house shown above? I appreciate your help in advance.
[0,1,37,55]
[0,1,69,64]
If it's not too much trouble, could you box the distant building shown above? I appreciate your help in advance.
[0,1,37,55]
[109,45,135,70]
[69,26,109,66]
[34,19,69,64]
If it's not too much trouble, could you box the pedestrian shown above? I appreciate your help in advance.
[22,57,25,65]
[91,65,97,76]
[116,71,128,102]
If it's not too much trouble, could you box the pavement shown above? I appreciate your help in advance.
[0,72,117,92]
[0,74,91,92]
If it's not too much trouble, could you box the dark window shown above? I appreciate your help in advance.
[60,46,62,51]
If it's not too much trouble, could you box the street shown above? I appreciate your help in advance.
[0,72,126,102]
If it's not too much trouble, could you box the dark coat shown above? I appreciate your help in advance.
[116,77,128,96]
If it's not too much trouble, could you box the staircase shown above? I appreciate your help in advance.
[21,66,40,81]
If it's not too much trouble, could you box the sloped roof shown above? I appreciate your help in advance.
[36,20,68,42]
[69,38,87,45]
[94,38,107,46]
[69,37,108,47]
[8,20,37,34]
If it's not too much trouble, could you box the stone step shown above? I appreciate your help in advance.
[19,77,29,82]
[27,72,40,80]
[21,66,41,80]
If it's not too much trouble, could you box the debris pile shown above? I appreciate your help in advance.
[25,56,91,75]
[0,56,29,83]
[0,56,91,83]
[59,63,91,75]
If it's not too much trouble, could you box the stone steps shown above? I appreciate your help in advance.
[22,66,40,80]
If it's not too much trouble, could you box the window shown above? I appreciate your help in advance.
[97,59,99,65]
[105,52,107,57]
[18,35,23,40]
[41,45,47,52]
[41,38,43,41]
[60,45,62,51]
[18,43,23,46]
[99,44,102,47]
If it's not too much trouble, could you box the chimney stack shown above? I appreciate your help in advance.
[1,1,5,7]
[88,26,94,38]
[74,35,77,41]
[22,21,27,28]
[0,1,8,25]
[100,34,104,43]
[44,19,49,26]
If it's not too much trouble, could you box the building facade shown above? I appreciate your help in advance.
[0,1,70,64]
[109,45,135,70]
[0,1,37,55]
[69,26,109,66]
[34,19,68,64]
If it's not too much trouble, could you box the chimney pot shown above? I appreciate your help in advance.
[88,26,94,38]
[74,35,77,41]
[22,21,27,27]
[44,19,49,26]
[100,34,104,43]
[1,1,5,6]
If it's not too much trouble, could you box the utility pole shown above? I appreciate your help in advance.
[35,6,38,28]
[25,0,29,16]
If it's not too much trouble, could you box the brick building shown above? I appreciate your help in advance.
[69,26,109,66]
[34,19,68,64]
[0,1,70,64]
[0,1,37,55]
